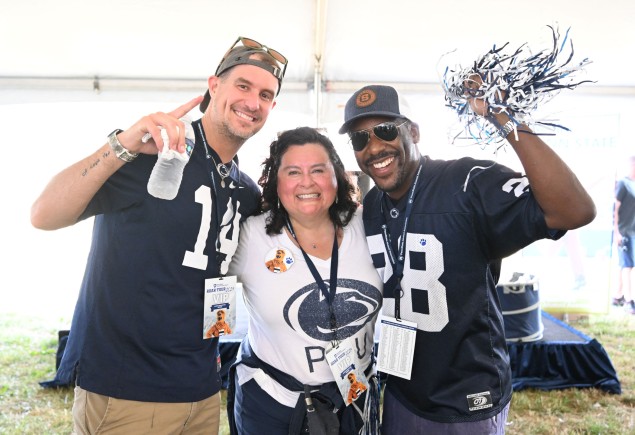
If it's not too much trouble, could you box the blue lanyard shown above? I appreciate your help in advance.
[286,218,339,343]
[379,164,422,320]
[195,119,240,276]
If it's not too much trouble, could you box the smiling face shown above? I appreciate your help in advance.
[277,143,338,223]
[207,64,278,141]
[350,116,421,200]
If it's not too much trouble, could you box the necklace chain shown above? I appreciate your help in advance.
[197,120,233,187]
[203,144,232,187]
[216,163,230,179]
[296,228,338,249]
[205,151,231,179]
[208,154,230,187]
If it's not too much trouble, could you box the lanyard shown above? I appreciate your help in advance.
[286,218,340,344]
[195,119,240,275]
[379,163,422,320]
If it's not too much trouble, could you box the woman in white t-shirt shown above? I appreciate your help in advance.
[227,127,383,435]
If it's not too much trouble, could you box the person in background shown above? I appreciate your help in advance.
[339,84,596,434]
[227,127,383,435]
[612,155,635,314]
[30,36,287,434]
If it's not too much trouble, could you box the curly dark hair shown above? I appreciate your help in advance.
[258,127,358,235]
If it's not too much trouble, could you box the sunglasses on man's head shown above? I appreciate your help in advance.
[219,36,288,79]
[348,120,407,152]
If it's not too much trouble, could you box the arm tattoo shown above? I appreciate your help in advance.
[80,150,111,177]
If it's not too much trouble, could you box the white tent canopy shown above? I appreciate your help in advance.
[2,0,635,103]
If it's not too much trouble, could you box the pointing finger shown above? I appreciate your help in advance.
[169,95,204,119]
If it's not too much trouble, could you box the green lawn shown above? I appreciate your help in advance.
[1,310,633,434]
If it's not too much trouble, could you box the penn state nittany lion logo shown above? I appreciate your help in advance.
[266,249,289,273]
[283,278,381,341]
[264,247,295,273]
[205,309,232,338]
[346,372,368,404]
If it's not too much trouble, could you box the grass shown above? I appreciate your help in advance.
[1,310,634,434]
[0,314,74,434]
[506,311,635,434]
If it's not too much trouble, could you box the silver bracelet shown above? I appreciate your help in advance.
[499,120,516,138]
[107,129,139,162]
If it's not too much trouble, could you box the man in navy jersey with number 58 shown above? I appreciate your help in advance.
[339,84,596,434]
[31,36,287,434]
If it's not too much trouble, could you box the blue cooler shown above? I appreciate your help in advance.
[496,272,543,342]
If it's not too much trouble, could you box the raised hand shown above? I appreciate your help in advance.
[118,95,204,155]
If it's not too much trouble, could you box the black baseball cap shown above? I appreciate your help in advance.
[200,45,285,113]
[339,85,412,134]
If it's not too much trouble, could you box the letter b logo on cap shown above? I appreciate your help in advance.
[356,89,377,108]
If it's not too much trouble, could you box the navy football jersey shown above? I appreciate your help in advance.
[363,156,563,422]
[57,119,261,402]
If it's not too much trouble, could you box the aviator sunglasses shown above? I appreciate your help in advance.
[217,36,288,80]
[348,120,408,152]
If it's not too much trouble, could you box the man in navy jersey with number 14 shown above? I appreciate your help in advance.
[339,84,596,434]
[31,36,287,434]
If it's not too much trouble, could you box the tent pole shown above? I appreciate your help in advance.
[313,0,328,127]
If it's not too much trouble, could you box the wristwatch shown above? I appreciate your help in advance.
[108,129,139,162]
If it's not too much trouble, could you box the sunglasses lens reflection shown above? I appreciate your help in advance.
[349,123,400,152]
[239,37,287,65]
[267,49,287,64]
[240,38,261,49]
[351,132,370,151]
[374,124,399,141]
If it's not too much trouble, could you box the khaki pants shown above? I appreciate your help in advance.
[72,386,220,434]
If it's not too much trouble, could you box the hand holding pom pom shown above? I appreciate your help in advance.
[442,25,594,147]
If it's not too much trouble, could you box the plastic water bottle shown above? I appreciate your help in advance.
[147,117,195,200]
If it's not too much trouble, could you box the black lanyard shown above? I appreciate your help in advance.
[379,164,422,320]
[195,119,240,276]
[286,218,340,344]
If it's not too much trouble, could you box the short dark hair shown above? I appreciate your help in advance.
[258,127,358,235]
